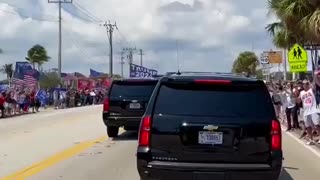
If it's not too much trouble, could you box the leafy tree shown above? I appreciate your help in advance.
[39,72,61,89]
[255,69,264,80]
[232,51,259,75]
[0,64,14,83]
[26,44,51,70]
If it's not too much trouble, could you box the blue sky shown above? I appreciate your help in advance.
[0,0,277,79]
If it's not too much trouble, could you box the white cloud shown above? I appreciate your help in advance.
[0,0,275,80]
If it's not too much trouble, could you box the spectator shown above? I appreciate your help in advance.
[90,90,96,105]
[285,82,300,131]
[24,93,31,113]
[271,86,282,119]
[53,89,59,109]
[75,91,81,107]
[297,80,320,145]
[17,91,26,114]
[0,92,5,118]
[30,90,36,113]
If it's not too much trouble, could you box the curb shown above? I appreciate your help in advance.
[281,123,320,157]
[281,125,320,158]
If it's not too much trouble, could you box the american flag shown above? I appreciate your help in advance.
[23,74,37,87]
[11,77,24,88]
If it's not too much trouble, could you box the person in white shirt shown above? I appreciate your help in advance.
[285,82,299,131]
[297,80,320,145]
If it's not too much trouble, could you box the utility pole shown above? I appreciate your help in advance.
[120,51,125,77]
[102,21,117,77]
[139,49,144,66]
[48,0,73,79]
[123,47,137,64]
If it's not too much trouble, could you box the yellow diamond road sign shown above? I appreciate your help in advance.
[288,44,308,63]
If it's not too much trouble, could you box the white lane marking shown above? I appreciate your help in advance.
[281,125,320,158]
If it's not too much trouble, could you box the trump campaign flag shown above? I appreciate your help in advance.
[90,69,105,77]
[129,63,158,78]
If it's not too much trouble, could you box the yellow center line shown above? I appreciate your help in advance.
[1,136,108,180]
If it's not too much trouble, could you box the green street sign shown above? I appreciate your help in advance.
[288,44,308,63]
[289,62,307,72]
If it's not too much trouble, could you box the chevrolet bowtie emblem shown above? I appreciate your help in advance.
[203,125,219,131]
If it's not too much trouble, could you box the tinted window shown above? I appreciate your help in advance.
[154,83,274,118]
[110,82,156,97]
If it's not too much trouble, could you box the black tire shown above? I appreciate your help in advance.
[107,126,119,137]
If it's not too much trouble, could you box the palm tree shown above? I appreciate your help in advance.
[26,44,51,70]
[265,19,298,48]
[266,0,320,70]
[0,64,14,85]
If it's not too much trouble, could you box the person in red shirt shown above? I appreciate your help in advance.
[0,92,5,118]
[30,90,36,113]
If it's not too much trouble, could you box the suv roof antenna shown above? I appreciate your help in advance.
[176,40,181,75]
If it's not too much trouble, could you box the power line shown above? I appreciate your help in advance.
[64,28,95,63]
[115,28,134,47]
[0,1,58,21]
[60,3,101,25]
[69,4,100,23]
[63,17,108,67]
[72,0,103,22]
[0,8,58,22]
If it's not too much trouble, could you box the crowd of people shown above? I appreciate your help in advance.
[267,79,320,145]
[2,77,319,146]
[0,88,107,119]
[51,89,106,109]
[0,89,41,118]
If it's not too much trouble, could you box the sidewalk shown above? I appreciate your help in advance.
[0,107,55,119]
[281,117,320,149]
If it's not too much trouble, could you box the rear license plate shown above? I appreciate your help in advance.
[198,131,223,145]
[129,103,141,109]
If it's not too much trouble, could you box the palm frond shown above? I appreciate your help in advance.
[266,21,284,36]
[309,9,320,38]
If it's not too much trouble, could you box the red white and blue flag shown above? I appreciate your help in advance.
[23,74,37,87]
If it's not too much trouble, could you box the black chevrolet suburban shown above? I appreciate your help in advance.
[103,78,158,137]
[137,72,282,180]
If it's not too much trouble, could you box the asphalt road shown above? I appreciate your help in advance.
[1,106,320,180]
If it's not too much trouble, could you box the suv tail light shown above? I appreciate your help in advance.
[271,120,281,150]
[194,79,231,85]
[138,115,152,147]
[103,98,110,112]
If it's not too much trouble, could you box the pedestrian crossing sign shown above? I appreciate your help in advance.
[289,62,307,72]
[288,44,308,63]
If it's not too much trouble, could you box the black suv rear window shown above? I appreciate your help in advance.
[154,83,274,118]
[110,81,157,97]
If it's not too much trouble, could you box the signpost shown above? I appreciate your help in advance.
[266,51,282,64]
[260,52,271,81]
[288,44,308,73]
